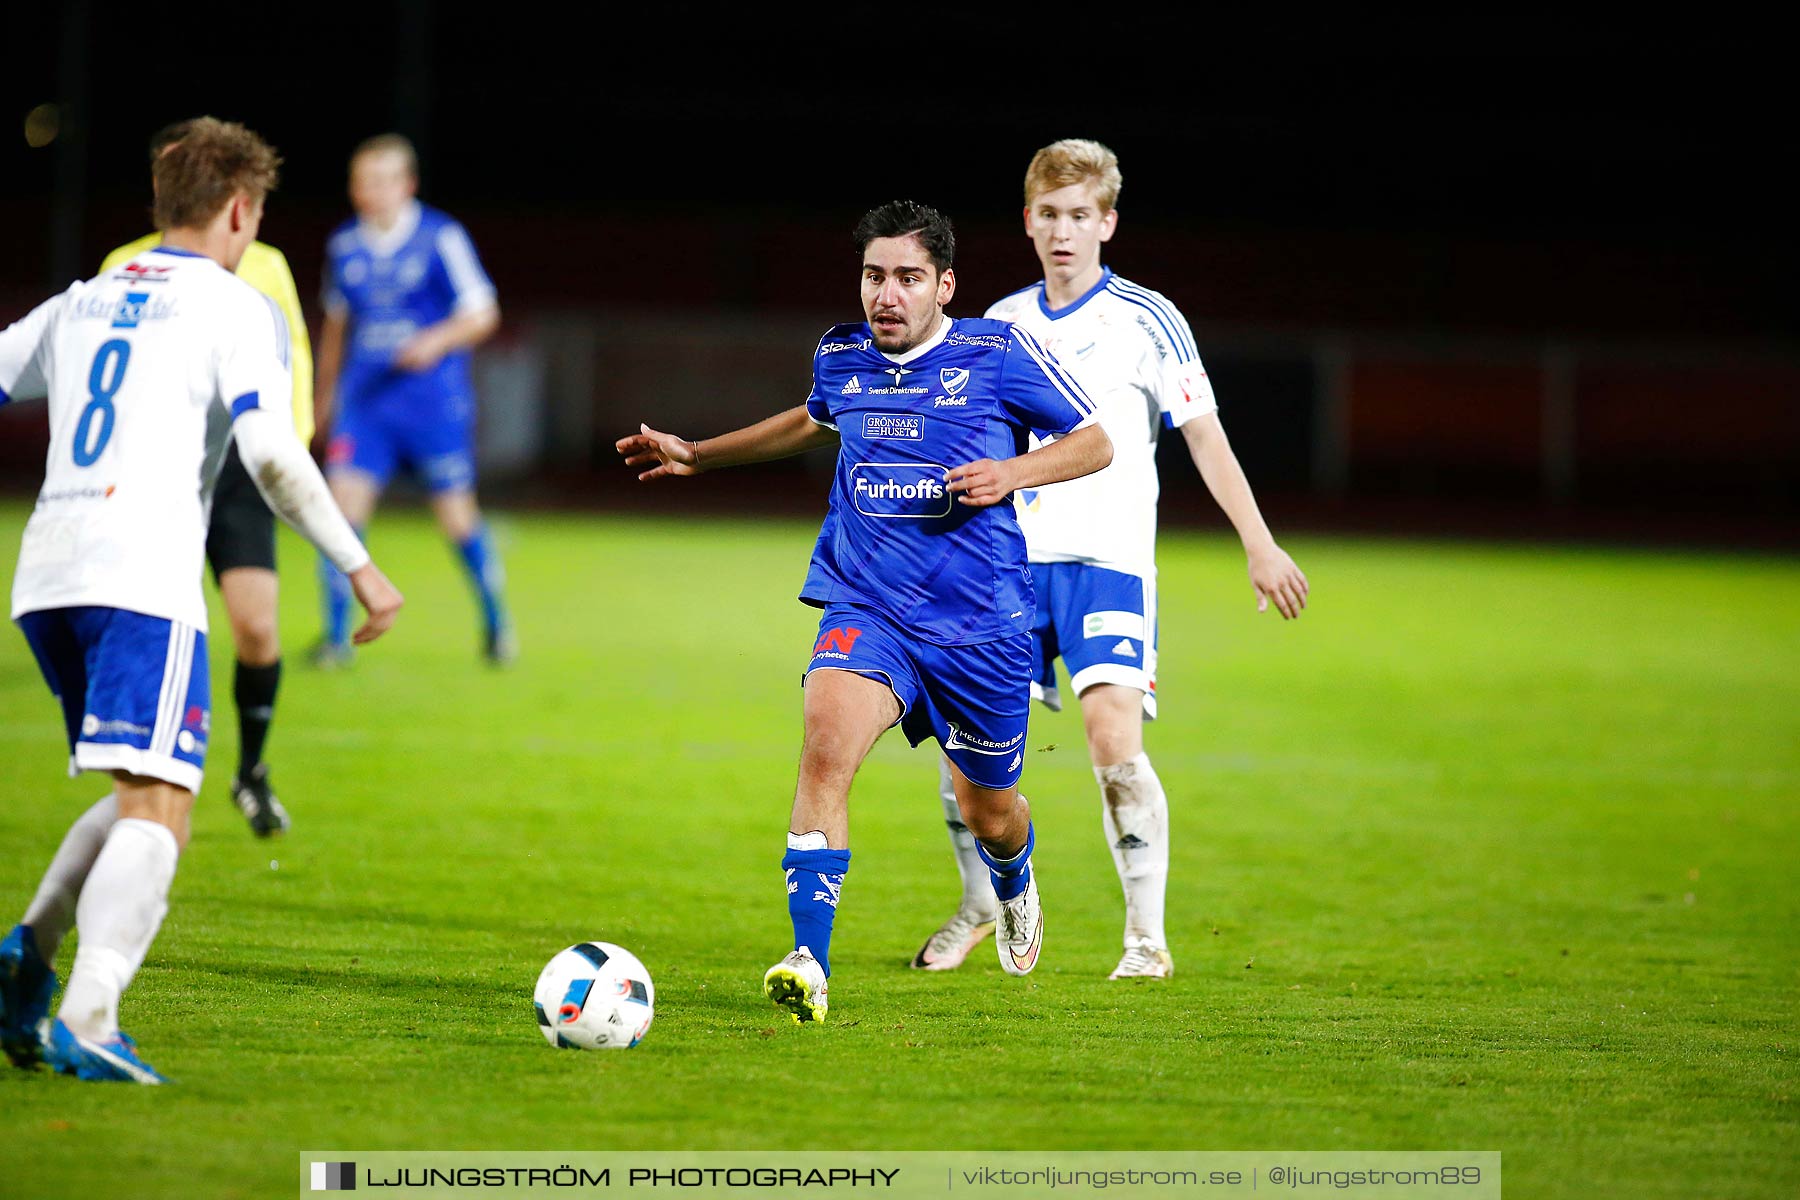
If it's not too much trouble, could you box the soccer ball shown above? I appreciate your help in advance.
[533,942,655,1050]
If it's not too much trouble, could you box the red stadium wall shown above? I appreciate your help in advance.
[1347,359,1544,492]
[2,205,1795,536]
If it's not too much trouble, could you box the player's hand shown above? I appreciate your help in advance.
[617,424,702,480]
[947,458,1016,506]
[393,332,445,373]
[1248,544,1308,619]
[348,562,405,644]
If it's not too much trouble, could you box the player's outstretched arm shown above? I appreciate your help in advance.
[948,424,1113,507]
[617,406,838,481]
[1180,413,1308,619]
[232,407,404,642]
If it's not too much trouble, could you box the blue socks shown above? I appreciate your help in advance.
[320,525,508,648]
[317,533,360,648]
[783,834,850,976]
[455,524,508,639]
[976,822,1035,902]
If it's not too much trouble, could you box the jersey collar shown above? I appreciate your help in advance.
[1038,266,1113,320]
[357,199,423,258]
[147,245,207,259]
[878,314,952,366]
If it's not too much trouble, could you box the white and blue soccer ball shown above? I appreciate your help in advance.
[533,942,655,1050]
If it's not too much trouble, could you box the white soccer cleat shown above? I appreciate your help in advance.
[995,875,1043,976]
[763,947,829,1024]
[1109,938,1173,980]
[910,907,996,971]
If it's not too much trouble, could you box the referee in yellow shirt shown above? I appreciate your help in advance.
[99,120,316,838]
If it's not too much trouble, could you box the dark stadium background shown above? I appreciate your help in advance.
[2,10,1792,545]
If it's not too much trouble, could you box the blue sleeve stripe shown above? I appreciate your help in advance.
[1108,279,1198,360]
[0,382,10,406]
[1014,327,1096,416]
[1108,277,1197,353]
[230,391,260,418]
[1015,327,1094,415]
[1106,280,1198,362]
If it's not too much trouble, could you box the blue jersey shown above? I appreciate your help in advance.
[322,201,495,417]
[800,317,1096,645]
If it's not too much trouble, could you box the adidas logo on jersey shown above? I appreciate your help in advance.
[841,376,863,395]
[1112,639,1138,658]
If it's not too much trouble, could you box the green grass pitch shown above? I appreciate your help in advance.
[0,502,1795,1198]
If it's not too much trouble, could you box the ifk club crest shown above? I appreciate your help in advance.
[940,367,970,396]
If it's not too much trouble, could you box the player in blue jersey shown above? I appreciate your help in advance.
[313,134,513,665]
[618,201,1113,1023]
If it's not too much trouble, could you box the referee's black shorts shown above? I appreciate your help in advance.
[207,441,278,580]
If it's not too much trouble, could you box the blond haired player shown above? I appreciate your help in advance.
[0,118,401,1082]
[912,139,1308,980]
[100,120,315,838]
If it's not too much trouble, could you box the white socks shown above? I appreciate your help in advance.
[1096,753,1169,950]
[57,818,180,1041]
[22,793,119,964]
[936,751,1167,947]
[939,757,997,920]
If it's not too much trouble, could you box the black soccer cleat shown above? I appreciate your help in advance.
[230,763,291,838]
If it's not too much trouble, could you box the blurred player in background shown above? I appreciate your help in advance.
[312,134,512,665]
[0,119,402,1083]
[100,120,314,838]
[911,139,1309,981]
[619,201,1112,1024]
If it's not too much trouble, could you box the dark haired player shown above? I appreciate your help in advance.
[618,201,1112,1023]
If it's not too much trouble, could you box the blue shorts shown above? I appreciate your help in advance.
[328,402,476,494]
[1030,562,1159,719]
[16,607,210,792]
[805,603,1031,790]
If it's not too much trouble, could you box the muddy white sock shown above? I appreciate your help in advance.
[1096,753,1169,948]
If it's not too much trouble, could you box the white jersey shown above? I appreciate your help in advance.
[986,268,1216,574]
[0,246,292,630]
